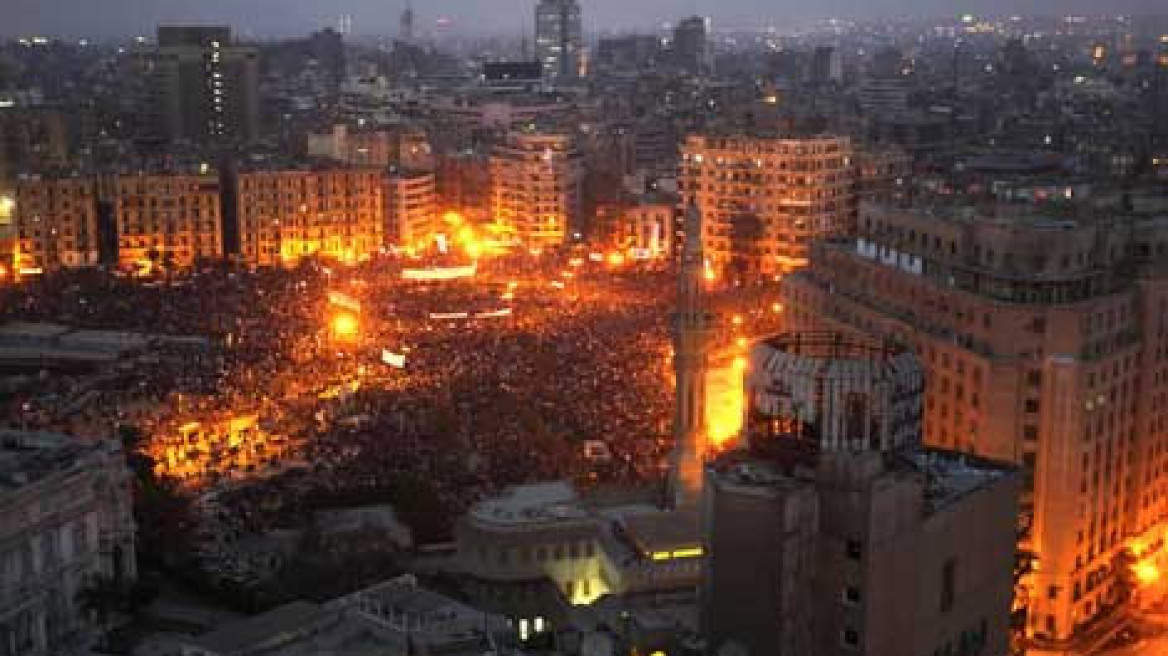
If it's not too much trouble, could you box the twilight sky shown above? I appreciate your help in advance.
[3,0,1166,39]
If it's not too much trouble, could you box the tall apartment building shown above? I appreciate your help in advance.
[535,0,583,79]
[680,133,854,280]
[671,16,711,76]
[111,173,222,270]
[12,175,99,273]
[490,133,583,249]
[0,107,69,179]
[235,168,384,267]
[704,333,1019,656]
[0,430,137,656]
[782,202,1168,654]
[385,170,438,251]
[141,26,260,143]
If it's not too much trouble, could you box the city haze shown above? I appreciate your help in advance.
[4,0,1168,37]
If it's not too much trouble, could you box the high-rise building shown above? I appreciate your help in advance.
[535,0,583,79]
[490,132,583,248]
[672,16,711,76]
[0,107,69,179]
[680,132,855,281]
[1152,38,1168,156]
[111,172,222,271]
[669,202,714,509]
[12,175,100,273]
[596,35,662,74]
[385,170,438,251]
[0,429,138,656]
[703,333,1019,656]
[235,167,384,267]
[782,202,1168,653]
[141,26,260,143]
[400,0,416,44]
[809,46,843,85]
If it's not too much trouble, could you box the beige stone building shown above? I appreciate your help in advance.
[490,132,584,249]
[0,430,137,656]
[236,168,384,267]
[384,170,437,251]
[782,202,1168,654]
[12,176,99,273]
[112,173,222,271]
[680,132,854,280]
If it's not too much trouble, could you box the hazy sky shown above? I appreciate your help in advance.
[3,0,1166,38]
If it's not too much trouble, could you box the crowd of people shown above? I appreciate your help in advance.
[0,254,786,577]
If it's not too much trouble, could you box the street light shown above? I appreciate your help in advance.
[331,314,359,341]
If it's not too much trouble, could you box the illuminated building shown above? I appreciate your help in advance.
[782,203,1168,653]
[680,132,854,280]
[385,170,438,250]
[455,482,702,628]
[595,197,674,258]
[703,334,1019,656]
[139,26,260,143]
[535,0,582,79]
[490,132,583,249]
[0,430,137,656]
[111,173,222,271]
[669,202,714,509]
[12,175,100,273]
[236,168,384,266]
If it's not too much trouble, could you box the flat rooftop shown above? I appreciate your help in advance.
[467,481,592,526]
[0,430,115,494]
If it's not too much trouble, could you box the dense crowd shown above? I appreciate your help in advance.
[0,256,785,559]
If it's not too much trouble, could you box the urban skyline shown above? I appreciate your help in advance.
[2,0,1168,654]
[5,0,1168,38]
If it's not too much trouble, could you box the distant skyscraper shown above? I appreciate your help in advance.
[535,0,582,79]
[669,201,713,509]
[672,16,711,76]
[400,0,415,43]
[809,45,843,84]
[142,26,260,144]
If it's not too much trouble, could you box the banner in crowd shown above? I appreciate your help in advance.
[401,265,477,281]
[328,291,362,313]
[382,349,407,368]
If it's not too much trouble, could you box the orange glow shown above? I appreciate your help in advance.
[332,314,359,340]
[443,211,464,225]
[772,302,784,313]
[731,314,744,326]
[1136,562,1160,586]
[704,263,716,282]
[705,354,744,449]
[607,252,626,267]
[736,337,747,349]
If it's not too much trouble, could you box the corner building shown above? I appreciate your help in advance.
[782,203,1168,653]
[680,133,854,280]
[490,133,583,249]
[704,334,1019,656]
[12,176,99,273]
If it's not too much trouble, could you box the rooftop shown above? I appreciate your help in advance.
[0,430,119,494]
[467,481,591,526]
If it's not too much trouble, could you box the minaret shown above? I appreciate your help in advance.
[668,200,713,509]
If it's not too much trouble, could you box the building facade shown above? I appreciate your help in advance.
[385,170,437,251]
[236,168,384,267]
[490,133,583,249]
[0,430,137,656]
[680,133,854,280]
[111,173,222,271]
[782,203,1168,653]
[672,16,711,76]
[535,0,583,79]
[142,26,260,144]
[12,176,99,273]
[703,333,1019,656]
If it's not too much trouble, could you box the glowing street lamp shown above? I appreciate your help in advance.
[331,314,359,341]
[1136,561,1160,586]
